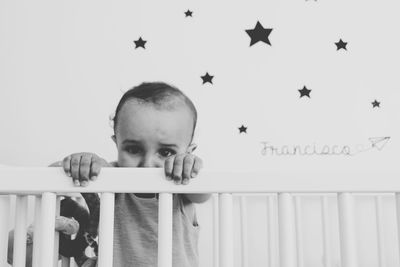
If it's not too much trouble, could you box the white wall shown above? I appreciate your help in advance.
[1,0,399,266]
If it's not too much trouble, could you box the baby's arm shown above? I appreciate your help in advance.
[183,193,212,203]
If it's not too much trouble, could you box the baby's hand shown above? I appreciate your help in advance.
[164,153,203,185]
[62,153,111,187]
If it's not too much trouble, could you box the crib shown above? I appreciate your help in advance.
[0,167,399,267]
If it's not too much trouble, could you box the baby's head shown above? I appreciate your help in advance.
[111,82,198,168]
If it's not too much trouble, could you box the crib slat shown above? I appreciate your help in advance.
[98,192,115,267]
[294,196,304,267]
[219,193,233,267]
[375,195,386,267]
[32,195,42,267]
[240,196,248,267]
[0,195,10,266]
[13,195,29,267]
[278,193,297,267]
[54,196,61,267]
[157,193,173,267]
[266,195,276,267]
[321,195,332,267]
[395,193,400,265]
[39,192,57,267]
[213,194,219,267]
[338,193,358,267]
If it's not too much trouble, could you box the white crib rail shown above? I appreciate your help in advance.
[0,167,400,267]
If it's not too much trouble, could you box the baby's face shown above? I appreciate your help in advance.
[112,99,195,168]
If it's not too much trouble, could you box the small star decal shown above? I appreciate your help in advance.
[245,21,273,46]
[201,72,214,84]
[238,125,247,133]
[335,39,347,50]
[185,10,193,17]
[372,100,380,108]
[134,37,147,49]
[298,86,311,98]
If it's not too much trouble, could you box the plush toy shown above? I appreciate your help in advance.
[59,193,100,266]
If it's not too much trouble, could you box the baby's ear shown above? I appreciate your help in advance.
[187,143,197,153]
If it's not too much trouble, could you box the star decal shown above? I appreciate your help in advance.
[184,10,193,17]
[201,72,214,84]
[335,39,347,50]
[134,37,147,49]
[298,86,311,98]
[245,21,273,46]
[372,99,380,108]
[238,125,247,133]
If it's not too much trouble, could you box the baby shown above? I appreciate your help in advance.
[59,81,210,266]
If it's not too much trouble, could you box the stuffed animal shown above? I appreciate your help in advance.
[59,193,100,266]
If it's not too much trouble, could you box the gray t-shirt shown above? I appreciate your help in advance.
[111,193,200,267]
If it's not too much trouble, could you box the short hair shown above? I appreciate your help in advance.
[112,82,197,143]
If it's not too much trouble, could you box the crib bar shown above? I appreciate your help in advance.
[2,167,400,194]
[266,195,276,267]
[54,196,61,267]
[321,196,332,267]
[338,193,358,267]
[0,195,10,266]
[294,196,304,267]
[13,195,29,267]
[375,196,386,267]
[39,192,57,267]
[157,193,173,267]
[219,193,233,267]
[278,193,297,267]
[98,192,115,267]
[395,193,400,265]
[213,194,219,267]
[239,196,249,267]
[32,195,42,267]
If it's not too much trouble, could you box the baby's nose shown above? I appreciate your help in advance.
[139,157,163,168]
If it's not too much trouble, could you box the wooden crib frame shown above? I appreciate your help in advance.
[0,167,399,267]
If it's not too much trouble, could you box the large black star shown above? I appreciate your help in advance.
[201,72,214,84]
[238,125,247,133]
[245,21,273,46]
[335,39,347,50]
[134,37,147,49]
[298,86,311,98]
[185,10,193,17]
[372,100,380,108]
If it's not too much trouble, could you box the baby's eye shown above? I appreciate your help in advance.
[159,149,175,158]
[126,146,141,154]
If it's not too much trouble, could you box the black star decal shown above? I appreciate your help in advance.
[238,125,247,133]
[298,86,311,98]
[335,39,347,50]
[134,37,147,49]
[245,21,273,46]
[185,10,193,17]
[372,100,380,108]
[201,72,214,84]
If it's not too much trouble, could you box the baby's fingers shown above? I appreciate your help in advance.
[79,154,93,186]
[172,154,186,184]
[182,155,195,185]
[90,159,101,181]
[62,156,72,177]
[164,156,174,180]
[191,157,203,178]
[69,155,82,186]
